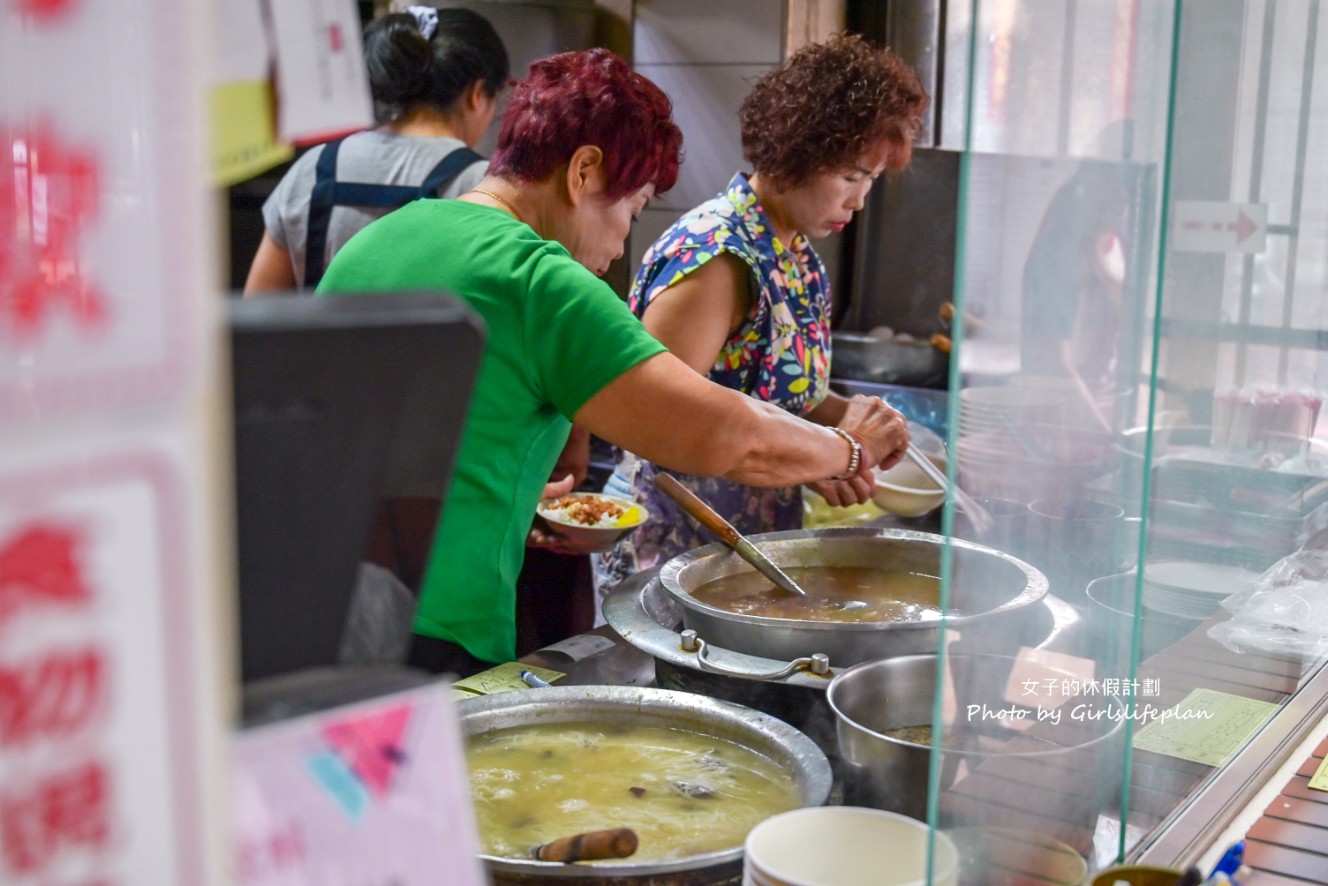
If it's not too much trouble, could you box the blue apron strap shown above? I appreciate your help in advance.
[418,147,483,196]
[304,139,344,290]
[333,182,423,206]
[305,144,483,289]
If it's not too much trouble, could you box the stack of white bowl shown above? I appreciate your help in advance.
[1142,560,1261,620]
[956,383,1072,501]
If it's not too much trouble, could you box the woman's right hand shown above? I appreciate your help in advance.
[836,395,909,473]
[808,475,875,508]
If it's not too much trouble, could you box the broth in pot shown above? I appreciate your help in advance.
[467,722,802,863]
[689,565,942,622]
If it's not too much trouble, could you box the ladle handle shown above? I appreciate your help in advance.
[656,472,744,548]
[655,473,808,597]
[533,828,639,863]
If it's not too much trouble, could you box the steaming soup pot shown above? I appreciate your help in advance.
[657,528,1048,669]
[460,686,832,885]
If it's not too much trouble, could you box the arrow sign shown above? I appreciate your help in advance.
[1172,201,1267,254]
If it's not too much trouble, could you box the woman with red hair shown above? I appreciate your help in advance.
[318,49,910,677]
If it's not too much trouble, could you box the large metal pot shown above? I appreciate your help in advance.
[659,528,1047,668]
[459,686,832,885]
[827,653,1126,857]
[1084,572,1203,673]
[831,331,949,387]
[603,563,1085,760]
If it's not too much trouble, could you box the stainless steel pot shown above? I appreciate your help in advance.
[827,653,1125,857]
[603,563,1085,759]
[831,332,948,387]
[659,528,1047,668]
[1084,572,1203,672]
[459,686,832,885]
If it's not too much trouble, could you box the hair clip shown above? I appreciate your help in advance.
[407,5,438,41]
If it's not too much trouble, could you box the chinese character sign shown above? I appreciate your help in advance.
[2,1,222,885]
[0,124,107,341]
[1,1,201,419]
[0,459,201,884]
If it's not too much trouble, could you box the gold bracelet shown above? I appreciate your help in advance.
[826,427,862,481]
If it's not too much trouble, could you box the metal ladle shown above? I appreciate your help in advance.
[655,472,808,597]
[905,443,993,536]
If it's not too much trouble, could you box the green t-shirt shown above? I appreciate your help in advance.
[318,199,666,662]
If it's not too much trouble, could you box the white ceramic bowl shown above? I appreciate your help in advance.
[535,492,649,552]
[872,453,947,517]
[945,826,1087,886]
[744,806,958,886]
[907,421,947,458]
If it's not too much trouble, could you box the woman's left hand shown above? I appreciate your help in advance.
[529,472,602,554]
[526,517,600,555]
[541,473,577,501]
[807,474,874,508]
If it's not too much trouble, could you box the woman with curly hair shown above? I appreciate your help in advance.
[596,34,928,601]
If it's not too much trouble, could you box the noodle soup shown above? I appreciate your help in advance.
[467,722,802,862]
[690,565,942,622]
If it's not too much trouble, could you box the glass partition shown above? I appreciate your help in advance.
[914,0,1328,880]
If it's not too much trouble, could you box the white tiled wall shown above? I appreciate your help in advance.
[628,1,847,292]
[637,63,770,213]
[630,0,785,265]
[634,0,785,65]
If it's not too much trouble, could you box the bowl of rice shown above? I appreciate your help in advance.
[536,493,649,552]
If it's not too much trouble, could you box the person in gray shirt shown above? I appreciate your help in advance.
[244,6,509,293]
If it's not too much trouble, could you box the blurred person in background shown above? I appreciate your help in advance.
[317,48,910,676]
[594,34,929,608]
[244,6,508,293]
[1020,160,1133,433]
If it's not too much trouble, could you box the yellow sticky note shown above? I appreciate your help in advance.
[452,662,565,696]
[1309,755,1328,792]
[210,81,294,187]
[1132,688,1278,767]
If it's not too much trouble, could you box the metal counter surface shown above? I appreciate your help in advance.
[519,623,657,688]
[516,510,953,690]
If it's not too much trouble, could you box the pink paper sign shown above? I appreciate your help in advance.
[234,684,486,886]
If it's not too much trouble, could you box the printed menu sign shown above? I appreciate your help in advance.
[3,1,221,883]
[1132,688,1278,767]
[0,455,201,884]
[453,662,565,697]
[1,1,200,420]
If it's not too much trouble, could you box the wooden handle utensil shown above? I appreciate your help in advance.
[655,472,808,597]
[532,827,639,863]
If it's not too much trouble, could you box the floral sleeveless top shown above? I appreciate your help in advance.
[597,173,833,589]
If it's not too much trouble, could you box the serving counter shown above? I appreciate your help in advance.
[511,506,1328,883]
[489,1,1328,880]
